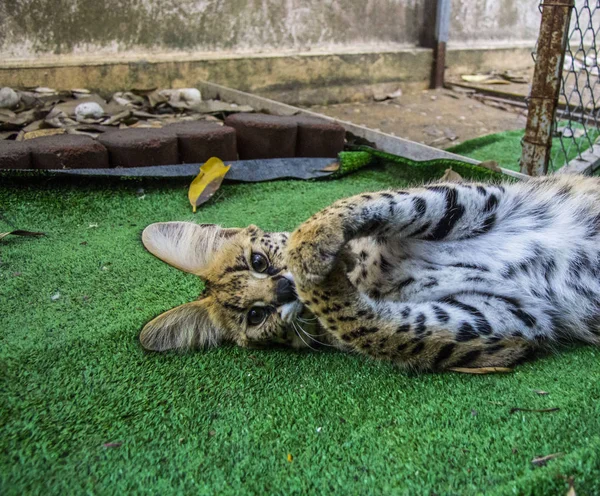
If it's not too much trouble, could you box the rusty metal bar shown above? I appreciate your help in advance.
[520,0,574,176]
[431,0,451,89]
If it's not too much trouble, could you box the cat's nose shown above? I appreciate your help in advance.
[275,276,296,304]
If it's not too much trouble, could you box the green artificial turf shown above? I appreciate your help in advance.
[1,162,600,495]
[448,124,600,173]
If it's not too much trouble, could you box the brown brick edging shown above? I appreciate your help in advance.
[0,140,31,169]
[98,128,178,168]
[225,113,298,159]
[0,113,346,169]
[29,134,109,169]
[167,121,237,163]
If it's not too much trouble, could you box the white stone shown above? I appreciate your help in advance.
[179,88,201,104]
[0,87,20,109]
[159,88,202,106]
[75,101,104,122]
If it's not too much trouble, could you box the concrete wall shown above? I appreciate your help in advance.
[0,1,544,104]
[0,0,541,60]
[449,0,540,46]
[1,0,435,59]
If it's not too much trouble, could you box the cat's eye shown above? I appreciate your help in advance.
[247,306,267,326]
[251,252,269,273]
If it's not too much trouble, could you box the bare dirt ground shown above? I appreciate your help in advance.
[307,87,528,150]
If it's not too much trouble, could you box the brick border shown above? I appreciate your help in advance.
[0,113,346,169]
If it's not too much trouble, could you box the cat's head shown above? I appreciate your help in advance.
[139,222,320,352]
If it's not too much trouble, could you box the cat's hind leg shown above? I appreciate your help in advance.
[295,261,545,371]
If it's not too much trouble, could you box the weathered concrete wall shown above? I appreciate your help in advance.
[0,0,434,59]
[449,0,540,46]
[0,1,542,105]
[0,0,542,60]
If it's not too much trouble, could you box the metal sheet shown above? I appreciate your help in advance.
[38,158,338,181]
[197,81,528,180]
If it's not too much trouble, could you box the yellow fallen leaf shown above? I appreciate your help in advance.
[188,157,231,213]
[287,453,293,462]
[449,367,513,375]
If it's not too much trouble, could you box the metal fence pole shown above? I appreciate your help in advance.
[520,0,574,176]
[432,0,451,89]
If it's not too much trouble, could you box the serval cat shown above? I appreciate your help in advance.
[140,175,600,371]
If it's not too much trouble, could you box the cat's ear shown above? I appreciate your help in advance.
[140,299,222,351]
[142,222,240,275]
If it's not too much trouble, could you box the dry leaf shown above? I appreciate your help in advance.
[287,453,293,462]
[44,109,78,129]
[482,79,511,85]
[0,108,45,130]
[188,157,231,212]
[449,367,513,374]
[440,167,463,182]
[35,87,57,94]
[102,109,131,126]
[132,110,160,119]
[373,87,402,101]
[531,452,563,467]
[0,230,46,241]
[510,407,559,414]
[320,161,340,172]
[478,160,502,172]
[21,119,46,132]
[0,109,16,118]
[501,72,529,84]
[23,128,66,140]
[192,100,254,114]
[461,74,493,83]
[111,92,145,108]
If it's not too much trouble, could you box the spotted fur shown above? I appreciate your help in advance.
[141,175,600,371]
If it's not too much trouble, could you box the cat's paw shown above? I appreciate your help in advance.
[286,220,345,287]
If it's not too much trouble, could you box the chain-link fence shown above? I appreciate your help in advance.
[522,0,600,175]
[552,0,600,172]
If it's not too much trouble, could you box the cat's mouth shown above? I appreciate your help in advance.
[279,299,337,350]
[280,300,304,323]
[277,272,335,348]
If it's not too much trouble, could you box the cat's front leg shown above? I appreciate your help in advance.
[287,183,507,285]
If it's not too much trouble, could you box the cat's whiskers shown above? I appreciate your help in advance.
[291,321,318,351]
[296,315,329,336]
[295,320,336,348]
[297,315,318,322]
